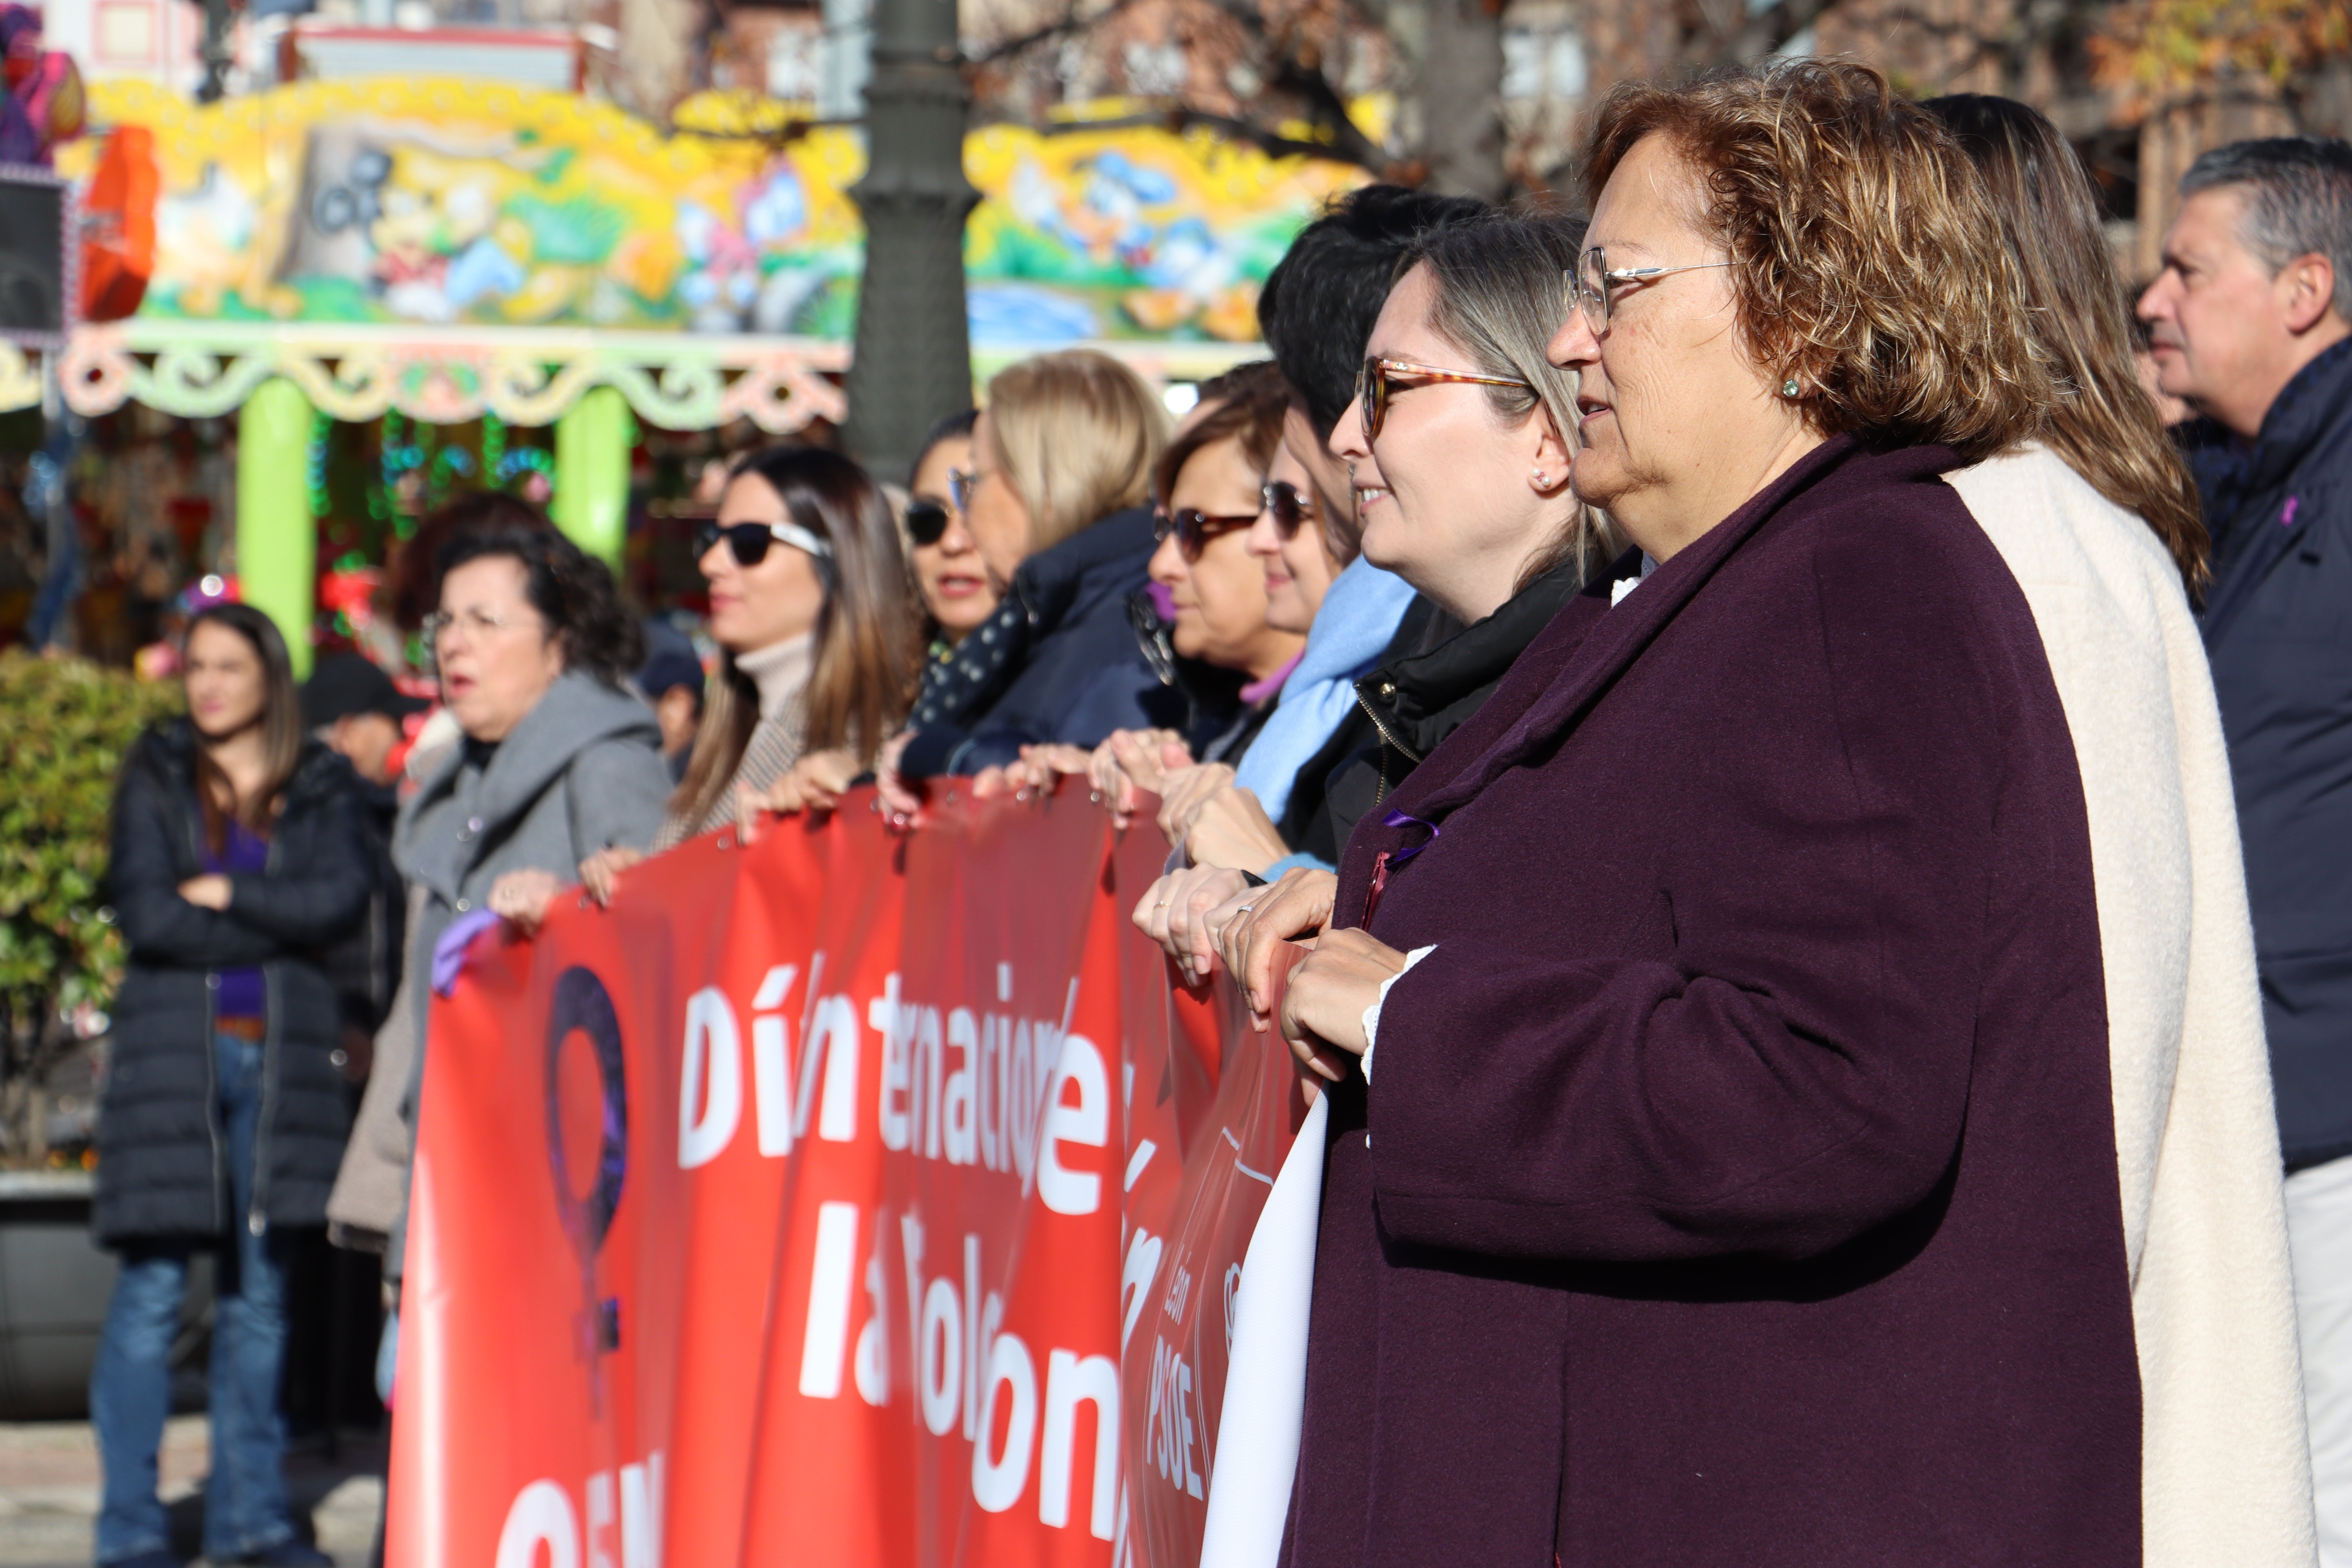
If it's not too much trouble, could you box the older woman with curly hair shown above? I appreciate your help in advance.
[1217,60,2146,1567]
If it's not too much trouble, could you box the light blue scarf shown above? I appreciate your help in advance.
[1232,556,1417,824]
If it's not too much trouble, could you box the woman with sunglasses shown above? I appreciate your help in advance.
[902,410,999,651]
[878,350,1171,804]
[1142,362,1305,752]
[1136,211,1601,978]
[583,446,920,866]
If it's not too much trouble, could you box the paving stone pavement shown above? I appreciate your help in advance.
[0,1419,382,1568]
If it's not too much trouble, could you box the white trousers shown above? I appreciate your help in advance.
[2288,1152,2352,1566]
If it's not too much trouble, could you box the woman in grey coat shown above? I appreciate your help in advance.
[331,523,670,1294]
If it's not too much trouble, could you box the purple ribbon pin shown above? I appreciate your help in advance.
[2283,495,2302,529]
[1382,808,1441,864]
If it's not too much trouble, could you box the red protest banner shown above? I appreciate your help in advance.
[386,786,1302,1568]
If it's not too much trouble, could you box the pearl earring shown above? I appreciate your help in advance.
[1782,378,1802,398]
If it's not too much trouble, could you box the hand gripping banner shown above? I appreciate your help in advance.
[387,786,1306,1568]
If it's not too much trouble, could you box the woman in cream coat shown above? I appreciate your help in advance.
[1932,93,2310,1567]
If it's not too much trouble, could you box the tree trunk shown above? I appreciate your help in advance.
[1416,0,1508,199]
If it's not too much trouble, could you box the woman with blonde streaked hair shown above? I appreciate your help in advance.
[872,348,1176,802]
[1210,59,2163,1568]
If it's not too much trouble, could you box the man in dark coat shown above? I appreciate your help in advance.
[299,653,425,1052]
[2141,134,2352,1552]
[1282,439,2141,1567]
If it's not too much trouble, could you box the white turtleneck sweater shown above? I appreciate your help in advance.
[733,632,816,722]
[657,632,816,845]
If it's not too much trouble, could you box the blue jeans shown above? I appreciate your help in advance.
[91,1033,298,1564]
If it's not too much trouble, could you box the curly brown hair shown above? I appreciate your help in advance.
[434,526,644,688]
[1586,59,2056,463]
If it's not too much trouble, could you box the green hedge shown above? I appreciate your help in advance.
[0,653,183,1039]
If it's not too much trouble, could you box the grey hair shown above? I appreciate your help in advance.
[1404,210,1618,588]
[2181,136,2352,321]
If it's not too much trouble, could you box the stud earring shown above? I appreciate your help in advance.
[1782,378,1802,398]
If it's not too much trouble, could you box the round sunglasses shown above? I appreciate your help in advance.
[1155,505,1257,559]
[695,517,836,568]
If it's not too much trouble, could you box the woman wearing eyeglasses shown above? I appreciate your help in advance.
[380,521,668,1300]
[1136,211,1601,978]
[583,446,920,861]
[1210,63,2145,1568]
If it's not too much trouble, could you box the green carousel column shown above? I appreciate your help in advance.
[553,387,632,570]
[236,377,316,679]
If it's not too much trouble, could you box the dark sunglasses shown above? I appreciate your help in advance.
[1355,355,1533,442]
[694,517,835,568]
[904,498,952,547]
[1154,506,1257,559]
[1261,480,1315,539]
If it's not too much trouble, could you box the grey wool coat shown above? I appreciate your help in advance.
[337,671,669,1278]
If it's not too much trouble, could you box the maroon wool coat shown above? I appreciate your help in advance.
[1279,437,2141,1568]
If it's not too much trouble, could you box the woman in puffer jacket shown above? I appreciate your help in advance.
[95,603,372,1568]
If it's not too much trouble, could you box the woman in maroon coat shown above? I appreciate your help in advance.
[1220,60,2143,1566]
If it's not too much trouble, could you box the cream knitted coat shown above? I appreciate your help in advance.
[1948,446,2314,1568]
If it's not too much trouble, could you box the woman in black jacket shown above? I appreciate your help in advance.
[93,604,370,1568]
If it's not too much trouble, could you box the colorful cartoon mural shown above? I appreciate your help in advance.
[57,79,1366,346]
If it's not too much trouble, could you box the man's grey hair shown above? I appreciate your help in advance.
[2181,136,2352,321]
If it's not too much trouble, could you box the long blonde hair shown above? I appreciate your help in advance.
[984,350,1170,551]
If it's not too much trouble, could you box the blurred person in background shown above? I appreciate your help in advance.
[95,604,372,1568]
[1140,211,1601,977]
[1924,92,2310,1567]
[583,446,917,868]
[2140,133,2352,1563]
[353,523,668,1317]
[876,350,1170,801]
[635,621,705,785]
[299,653,427,1080]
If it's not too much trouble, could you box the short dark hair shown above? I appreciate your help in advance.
[908,408,979,489]
[1258,184,1489,437]
[434,527,644,687]
[2181,136,2352,321]
[393,490,552,631]
[1153,360,1288,510]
